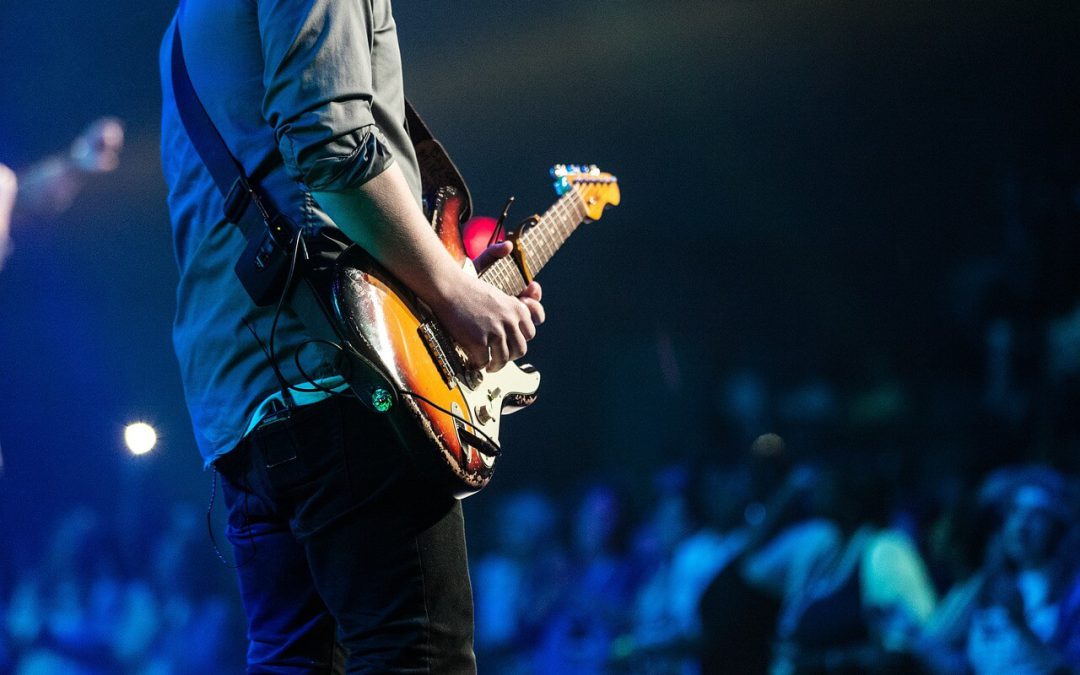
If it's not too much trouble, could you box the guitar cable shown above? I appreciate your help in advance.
[209,236,502,571]
[204,468,258,569]
[264,230,363,398]
[396,389,501,457]
[244,318,297,406]
[267,232,314,396]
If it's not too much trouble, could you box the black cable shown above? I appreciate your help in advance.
[293,338,356,395]
[266,232,304,400]
[260,232,502,455]
[262,234,355,397]
[204,468,253,569]
[243,317,296,406]
[397,388,501,456]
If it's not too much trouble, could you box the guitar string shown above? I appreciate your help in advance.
[484,183,590,293]
[485,189,571,287]
[530,182,589,264]
[389,184,596,452]
[504,182,590,293]
[519,185,588,274]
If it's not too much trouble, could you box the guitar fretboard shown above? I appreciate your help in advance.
[479,189,589,295]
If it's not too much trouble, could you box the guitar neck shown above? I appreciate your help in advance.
[479,190,588,295]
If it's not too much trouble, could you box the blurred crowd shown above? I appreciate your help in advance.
[0,502,246,674]
[467,456,1080,674]
[462,163,1080,675]
[462,165,1080,674]
[2,456,1076,674]
[2,109,1079,674]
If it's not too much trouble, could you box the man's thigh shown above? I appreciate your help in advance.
[304,494,476,674]
[300,397,476,673]
[221,396,476,674]
[222,478,340,673]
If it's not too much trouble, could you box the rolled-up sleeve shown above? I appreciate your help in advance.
[258,0,393,191]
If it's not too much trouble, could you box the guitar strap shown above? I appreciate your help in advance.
[169,15,473,294]
[169,14,471,411]
[402,102,473,225]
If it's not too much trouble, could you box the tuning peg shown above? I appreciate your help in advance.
[550,164,567,178]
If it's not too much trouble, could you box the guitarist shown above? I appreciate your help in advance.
[159,0,543,672]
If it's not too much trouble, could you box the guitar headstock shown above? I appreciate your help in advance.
[551,164,621,221]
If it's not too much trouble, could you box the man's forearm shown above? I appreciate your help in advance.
[312,161,465,313]
[312,161,542,371]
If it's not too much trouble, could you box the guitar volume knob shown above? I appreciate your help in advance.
[474,405,492,424]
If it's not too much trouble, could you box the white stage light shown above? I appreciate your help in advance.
[124,422,157,455]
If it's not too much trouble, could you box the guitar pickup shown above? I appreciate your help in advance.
[418,322,457,387]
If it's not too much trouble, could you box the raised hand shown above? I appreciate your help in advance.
[16,116,125,215]
[69,117,125,174]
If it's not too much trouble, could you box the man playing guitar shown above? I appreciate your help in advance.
[160,0,543,671]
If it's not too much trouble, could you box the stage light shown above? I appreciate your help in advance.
[462,216,499,259]
[124,422,157,455]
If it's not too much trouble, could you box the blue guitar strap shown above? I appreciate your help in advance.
[169,10,473,307]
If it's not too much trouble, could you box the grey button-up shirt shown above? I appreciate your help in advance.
[159,0,422,465]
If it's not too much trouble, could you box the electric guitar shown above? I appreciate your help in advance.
[329,165,620,497]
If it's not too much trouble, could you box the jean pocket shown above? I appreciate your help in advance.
[253,397,388,538]
[254,399,345,497]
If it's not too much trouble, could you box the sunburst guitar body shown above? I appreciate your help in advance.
[330,165,620,498]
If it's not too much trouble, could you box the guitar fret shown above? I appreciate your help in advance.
[504,261,522,295]
[481,257,525,296]
[519,189,586,277]
[528,213,550,267]
[478,182,595,297]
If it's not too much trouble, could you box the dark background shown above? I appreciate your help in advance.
[1,0,1079,592]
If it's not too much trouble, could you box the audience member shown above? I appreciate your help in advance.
[534,484,637,674]
[472,490,568,673]
[770,467,937,674]
[919,466,1080,675]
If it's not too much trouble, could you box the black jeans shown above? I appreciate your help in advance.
[215,396,476,674]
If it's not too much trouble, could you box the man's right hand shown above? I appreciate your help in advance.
[314,165,546,375]
[432,241,544,373]
[69,117,125,174]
